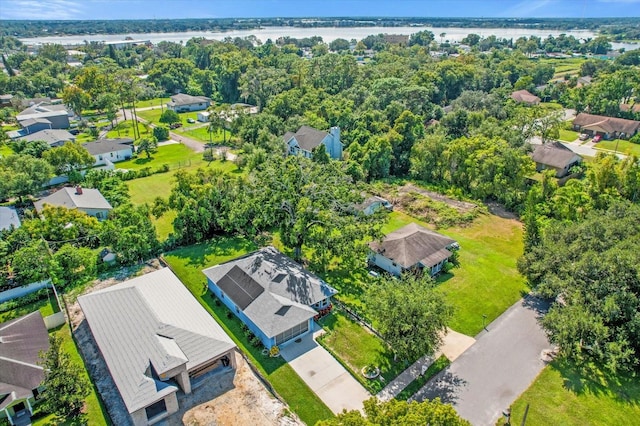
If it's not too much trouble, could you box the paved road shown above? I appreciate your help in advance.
[413,297,550,426]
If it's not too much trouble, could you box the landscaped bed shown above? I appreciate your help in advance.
[163,238,334,425]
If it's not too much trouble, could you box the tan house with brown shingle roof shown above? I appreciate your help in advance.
[511,90,541,105]
[531,142,582,178]
[573,113,640,140]
[369,223,458,277]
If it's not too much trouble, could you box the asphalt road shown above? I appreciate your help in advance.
[413,297,551,426]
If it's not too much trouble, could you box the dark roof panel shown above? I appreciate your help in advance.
[217,265,264,310]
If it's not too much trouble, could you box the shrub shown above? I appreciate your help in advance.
[159,109,180,124]
[153,125,170,141]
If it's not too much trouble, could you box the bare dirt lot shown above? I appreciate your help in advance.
[66,261,302,426]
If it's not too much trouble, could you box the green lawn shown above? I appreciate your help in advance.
[384,211,528,337]
[163,239,334,425]
[0,289,58,323]
[396,355,450,401]
[596,139,640,157]
[500,361,640,425]
[32,325,110,426]
[116,143,199,171]
[539,102,563,111]
[176,126,227,143]
[105,120,151,139]
[136,109,199,126]
[559,129,579,142]
[317,309,408,394]
[0,143,14,157]
[129,97,170,109]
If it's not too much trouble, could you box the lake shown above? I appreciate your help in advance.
[19,26,638,51]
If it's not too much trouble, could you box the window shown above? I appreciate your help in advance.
[274,321,309,345]
[145,399,167,420]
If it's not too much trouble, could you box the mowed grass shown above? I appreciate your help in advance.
[500,360,640,426]
[317,309,405,394]
[116,143,200,171]
[0,290,58,323]
[163,238,334,425]
[596,139,640,156]
[105,119,151,139]
[136,109,199,126]
[32,325,110,426]
[384,211,528,337]
[559,128,579,142]
[129,97,170,109]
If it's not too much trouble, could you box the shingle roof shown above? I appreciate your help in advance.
[370,223,456,268]
[18,129,74,145]
[203,247,338,338]
[34,187,113,213]
[78,268,236,413]
[511,90,541,104]
[284,126,329,151]
[573,113,640,135]
[0,312,49,410]
[531,142,581,169]
[0,206,21,231]
[83,138,134,156]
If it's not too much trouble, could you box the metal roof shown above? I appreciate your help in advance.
[78,268,236,413]
[0,206,21,231]
[18,129,75,145]
[83,138,134,156]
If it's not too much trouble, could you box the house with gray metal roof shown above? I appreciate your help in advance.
[166,94,211,112]
[83,138,134,166]
[17,129,76,147]
[16,104,70,131]
[0,311,50,425]
[284,125,343,160]
[0,206,21,231]
[78,268,236,426]
[203,246,338,349]
[369,223,458,277]
[34,186,112,220]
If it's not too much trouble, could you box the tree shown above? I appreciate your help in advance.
[534,108,563,143]
[62,85,91,119]
[252,156,381,265]
[329,38,350,52]
[52,244,97,290]
[100,204,160,264]
[136,136,158,159]
[153,125,170,141]
[0,154,53,201]
[40,335,90,418]
[11,239,53,285]
[10,139,50,158]
[83,169,130,207]
[311,144,330,164]
[409,30,435,47]
[366,273,453,361]
[317,397,469,426]
[159,109,180,124]
[518,202,640,373]
[23,205,101,250]
[42,142,94,176]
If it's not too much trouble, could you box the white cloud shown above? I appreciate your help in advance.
[0,0,85,20]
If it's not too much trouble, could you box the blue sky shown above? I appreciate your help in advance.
[0,0,639,20]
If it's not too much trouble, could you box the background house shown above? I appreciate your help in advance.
[78,268,236,426]
[203,246,338,349]
[83,138,134,166]
[284,125,343,160]
[369,223,458,277]
[34,187,113,220]
[573,113,640,140]
[531,142,582,178]
[166,94,211,112]
[0,312,50,426]
[0,206,21,231]
[196,111,210,122]
[16,104,70,131]
[510,90,541,105]
[16,129,76,146]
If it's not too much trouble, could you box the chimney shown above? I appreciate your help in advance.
[75,185,83,195]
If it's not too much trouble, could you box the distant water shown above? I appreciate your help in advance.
[19,26,638,51]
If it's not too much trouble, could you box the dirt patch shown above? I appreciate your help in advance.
[176,352,301,426]
[484,201,519,220]
[66,261,301,426]
[398,184,477,213]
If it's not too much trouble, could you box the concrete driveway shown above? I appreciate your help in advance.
[413,297,550,426]
[280,332,371,414]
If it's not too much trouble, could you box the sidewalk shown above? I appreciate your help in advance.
[377,328,475,401]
